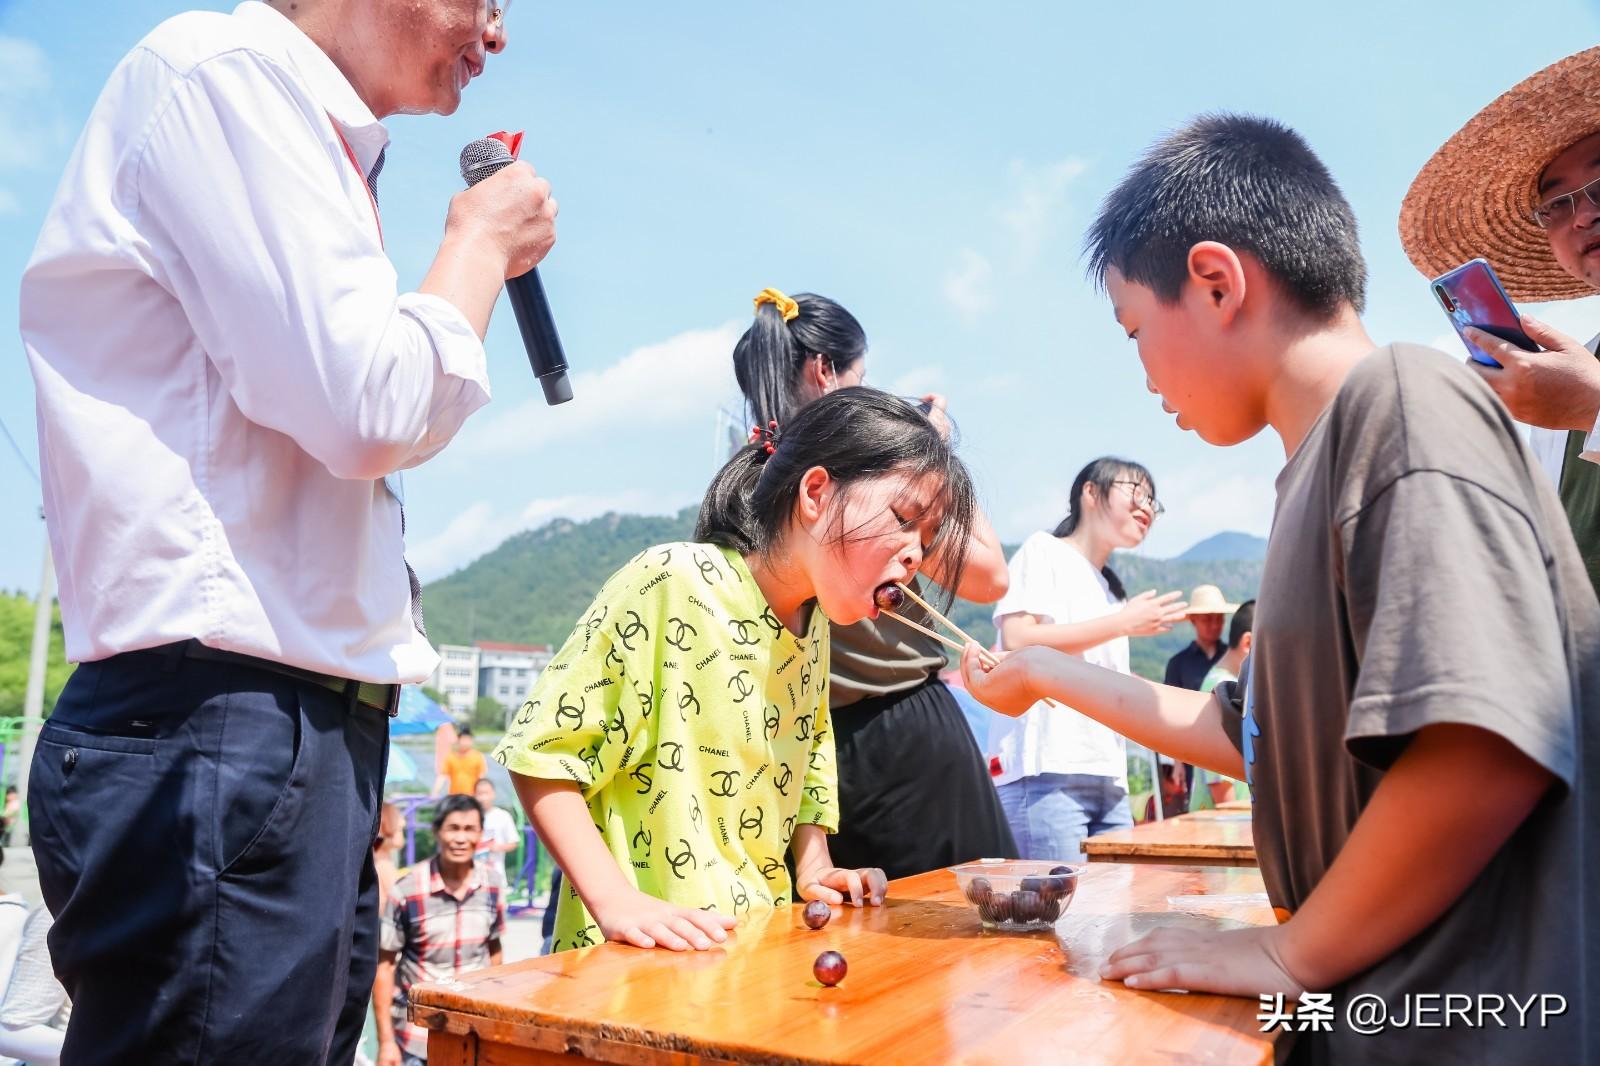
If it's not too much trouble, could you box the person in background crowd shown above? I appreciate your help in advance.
[375,795,504,1066]
[1191,601,1255,810]
[474,777,520,885]
[1162,585,1237,691]
[433,726,488,797]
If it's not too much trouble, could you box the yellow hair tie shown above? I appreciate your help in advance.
[753,287,800,322]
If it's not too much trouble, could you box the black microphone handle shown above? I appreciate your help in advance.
[505,268,572,405]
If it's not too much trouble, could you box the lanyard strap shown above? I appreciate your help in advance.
[329,116,383,248]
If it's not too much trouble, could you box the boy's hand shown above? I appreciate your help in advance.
[960,642,1038,717]
[591,886,737,951]
[1100,925,1305,998]
[798,866,888,908]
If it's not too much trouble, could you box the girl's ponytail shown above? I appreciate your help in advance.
[732,290,867,427]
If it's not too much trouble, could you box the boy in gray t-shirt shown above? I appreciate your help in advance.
[964,114,1595,1063]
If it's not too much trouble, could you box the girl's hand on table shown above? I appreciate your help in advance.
[1099,925,1305,998]
[798,866,889,908]
[592,887,737,951]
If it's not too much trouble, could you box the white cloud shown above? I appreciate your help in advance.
[886,365,947,397]
[0,37,55,174]
[463,322,742,455]
[942,249,995,323]
[409,491,683,581]
[998,157,1089,265]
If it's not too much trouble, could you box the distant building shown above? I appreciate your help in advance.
[475,641,554,712]
[429,644,482,713]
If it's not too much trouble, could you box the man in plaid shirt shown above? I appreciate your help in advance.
[374,793,505,1066]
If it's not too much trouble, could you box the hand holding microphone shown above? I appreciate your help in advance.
[451,133,571,404]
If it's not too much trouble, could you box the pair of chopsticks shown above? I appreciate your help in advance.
[880,583,1000,669]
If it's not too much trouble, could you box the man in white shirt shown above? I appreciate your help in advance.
[1401,47,1600,595]
[19,2,555,1062]
[473,777,521,886]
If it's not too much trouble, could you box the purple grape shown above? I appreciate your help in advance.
[813,950,848,986]
[1018,876,1045,895]
[1048,865,1073,876]
[802,901,832,930]
[1013,889,1041,923]
[874,584,907,611]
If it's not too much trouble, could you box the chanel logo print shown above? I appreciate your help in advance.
[764,704,781,741]
[580,742,604,777]
[809,748,825,771]
[571,927,595,948]
[774,763,792,796]
[555,693,585,732]
[614,611,648,652]
[605,644,626,673]
[632,826,652,855]
[678,681,700,721]
[799,664,811,693]
[658,742,685,772]
[783,814,797,841]
[759,856,783,882]
[665,838,697,879]
[515,698,540,726]
[794,713,812,741]
[739,806,764,839]
[728,618,761,646]
[710,770,740,797]
[690,793,703,829]
[665,617,698,652]
[805,784,830,804]
[761,607,784,636]
[493,749,508,766]
[728,670,754,703]
[637,679,655,718]
[600,708,629,746]
[729,881,750,916]
[694,550,723,586]
[629,762,653,795]
[657,547,674,566]
[585,605,609,632]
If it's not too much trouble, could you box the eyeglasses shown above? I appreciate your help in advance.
[483,0,510,27]
[1111,479,1165,517]
[1532,172,1600,229]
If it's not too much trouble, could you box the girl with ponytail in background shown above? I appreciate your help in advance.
[988,458,1188,860]
[731,289,1016,879]
[496,389,977,951]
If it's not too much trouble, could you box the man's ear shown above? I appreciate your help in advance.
[1186,241,1247,326]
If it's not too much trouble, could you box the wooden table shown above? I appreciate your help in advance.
[1216,798,1252,811]
[1084,811,1256,867]
[413,864,1284,1065]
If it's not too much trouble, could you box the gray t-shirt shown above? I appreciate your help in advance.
[1216,344,1596,1062]
[828,577,947,708]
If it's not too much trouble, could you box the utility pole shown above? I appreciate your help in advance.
[18,537,54,846]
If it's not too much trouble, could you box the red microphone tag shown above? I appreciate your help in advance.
[487,130,524,158]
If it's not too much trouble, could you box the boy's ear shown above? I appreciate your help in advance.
[1186,241,1246,326]
[1238,631,1253,656]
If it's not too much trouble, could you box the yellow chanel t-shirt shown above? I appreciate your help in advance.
[494,542,837,951]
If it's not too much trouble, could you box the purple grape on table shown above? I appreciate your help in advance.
[813,950,848,987]
[1048,865,1073,876]
[990,893,1012,923]
[874,584,907,611]
[965,877,993,907]
[1018,876,1045,895]
[1014,890,1042,923]
[802,901,832,930]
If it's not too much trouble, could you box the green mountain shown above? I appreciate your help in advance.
[424,511,1265,681]
[1176,531,1269,562]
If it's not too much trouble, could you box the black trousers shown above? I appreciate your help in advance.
[28,644,388,1064]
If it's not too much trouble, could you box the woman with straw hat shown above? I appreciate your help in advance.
[1400,46,1600,592]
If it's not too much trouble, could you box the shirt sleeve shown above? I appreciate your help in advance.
[131,49,489,481]
[1340,471,1576,787]
[992,535,1056,630]
[492,559,662,794]
[0,907,66,1029]
[379,883,406,955]
[796,643,839,833]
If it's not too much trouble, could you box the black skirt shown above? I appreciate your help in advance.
[826,678,1017,880]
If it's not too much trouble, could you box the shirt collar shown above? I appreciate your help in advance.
[426,856,484,900]
[234,1,388,170]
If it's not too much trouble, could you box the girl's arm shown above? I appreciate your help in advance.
[790,824,889,908]
[961,644,1243,779]
[923,506,1010,604]
[510,774,736,951]
[999,590,1189,656]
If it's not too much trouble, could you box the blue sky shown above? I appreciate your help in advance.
[4,1,1600,597]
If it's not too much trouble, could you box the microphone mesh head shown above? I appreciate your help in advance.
[460,138,514,187]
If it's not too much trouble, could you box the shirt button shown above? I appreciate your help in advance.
[63,748,78,772]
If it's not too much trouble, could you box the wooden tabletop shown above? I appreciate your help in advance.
[413,863,1282,1065]
[1084,811,1257,867]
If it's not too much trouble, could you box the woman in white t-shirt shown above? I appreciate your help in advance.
[989,458,1188,860]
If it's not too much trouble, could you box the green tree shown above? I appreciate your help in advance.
[473,696,504,733]
[0,593,73,718]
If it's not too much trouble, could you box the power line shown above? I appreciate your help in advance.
[0,411,40,488]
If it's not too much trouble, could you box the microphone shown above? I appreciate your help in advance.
[459,134,572,405]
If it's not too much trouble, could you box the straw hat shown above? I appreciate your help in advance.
[1184,585,1239,617]
[1399,46,1600,302]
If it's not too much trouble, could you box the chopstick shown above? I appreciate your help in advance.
[895,582,991,651]
[881,607,999,669]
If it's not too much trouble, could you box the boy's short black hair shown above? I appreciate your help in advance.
[457,725,473,738]
[1228,599,1256,648]
[1086,113,1367,319]
[432,793,483,833]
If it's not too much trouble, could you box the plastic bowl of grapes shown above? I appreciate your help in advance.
[950,859,1081,932]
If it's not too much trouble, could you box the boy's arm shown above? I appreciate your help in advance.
[509,774,735,951]
[961,644,1243,778]
[1102,723,1554,995]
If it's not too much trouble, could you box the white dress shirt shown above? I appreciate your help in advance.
[1527,335,1600,490]
[20,2,489,683]
[987,532,1130,788]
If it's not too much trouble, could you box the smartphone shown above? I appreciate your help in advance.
[1431,258,1538,368]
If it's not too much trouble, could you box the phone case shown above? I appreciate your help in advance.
[1431,258,1538,368]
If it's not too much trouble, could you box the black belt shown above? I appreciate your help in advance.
[181,640,400,717]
